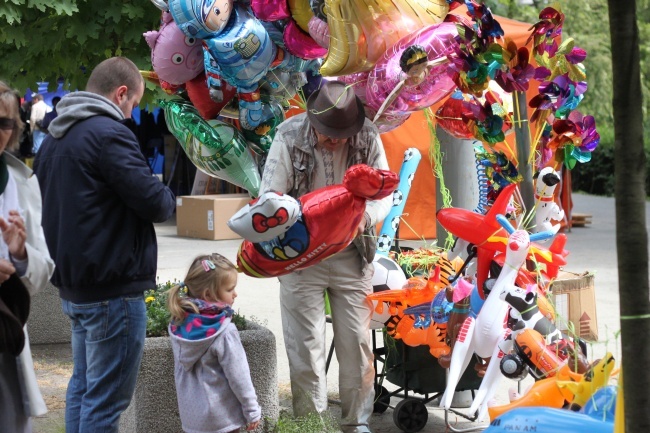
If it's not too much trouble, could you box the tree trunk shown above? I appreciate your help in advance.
[608,1,650,430]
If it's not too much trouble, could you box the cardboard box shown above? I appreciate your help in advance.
[176,194,250,240]
[550,271,598,341]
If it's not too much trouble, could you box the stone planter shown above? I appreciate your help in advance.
[28,282,71,345]
[119,322,278,433]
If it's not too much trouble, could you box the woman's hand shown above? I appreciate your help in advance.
[246,420,260,431]
[0,258,16,283]
[0,210,27,260]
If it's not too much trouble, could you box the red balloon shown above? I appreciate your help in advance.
[185,73,237,120]
[435,96,474,139]
[237,164,399,278]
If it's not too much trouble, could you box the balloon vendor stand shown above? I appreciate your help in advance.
[325,316,485,433]
[382,336,485,433]
[325,242,487,433]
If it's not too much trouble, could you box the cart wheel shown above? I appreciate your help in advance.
[373,385,391,414]
[393,398,428,433]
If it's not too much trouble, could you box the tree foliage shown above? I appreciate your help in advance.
[487,0,650,130]
[0,0,161,94]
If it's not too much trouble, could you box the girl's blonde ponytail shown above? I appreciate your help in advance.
[167,282,199,324]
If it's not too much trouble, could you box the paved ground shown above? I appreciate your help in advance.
[31,192,644,432]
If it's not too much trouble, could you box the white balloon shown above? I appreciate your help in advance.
[227,191,301,243]
[370,255,407,329]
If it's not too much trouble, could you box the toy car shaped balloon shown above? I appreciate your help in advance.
[237,164,398,278]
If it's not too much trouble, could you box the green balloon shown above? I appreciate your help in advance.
[161,99,261,197]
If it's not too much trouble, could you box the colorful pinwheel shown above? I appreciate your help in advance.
[494,42,536,93]
[547,110,600,169]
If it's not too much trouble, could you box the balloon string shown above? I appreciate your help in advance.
[620,314,650,320]
[434,115,464,121]
[309,84,356,115]
[394,216,429,246]
[529,119,547,167]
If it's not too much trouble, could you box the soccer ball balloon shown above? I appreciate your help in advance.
[376,234,392,253]
[370,255,407,329]
[392,190,404,206]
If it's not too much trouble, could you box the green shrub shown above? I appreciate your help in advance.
[144,281,175,337]
[144,280,251,337]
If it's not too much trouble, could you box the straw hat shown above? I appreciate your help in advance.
[306,80,366,139]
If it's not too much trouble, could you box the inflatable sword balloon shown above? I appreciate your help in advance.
[376,148,421,256]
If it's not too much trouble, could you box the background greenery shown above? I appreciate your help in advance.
[1,0,647,195]
[0,1,161,102]
[486,0,650,196]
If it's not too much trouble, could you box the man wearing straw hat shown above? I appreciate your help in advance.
[260,80,393,433]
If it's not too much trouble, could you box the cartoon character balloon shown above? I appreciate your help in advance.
[237,165,399,278]
[144,11,204,89]
[228,191,301,243]
[168,0,296,129]
[366,22,458,118]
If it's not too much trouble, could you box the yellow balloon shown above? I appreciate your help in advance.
[614,368,624,433]
[321,0,449,77]
[288,0,314,33]
[320,0,352,76]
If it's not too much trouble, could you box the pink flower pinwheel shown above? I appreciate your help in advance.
[548,110,600,168]
[526,6,565,56]
[494,43,536,93]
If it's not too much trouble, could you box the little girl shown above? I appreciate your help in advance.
[167,253,261,433]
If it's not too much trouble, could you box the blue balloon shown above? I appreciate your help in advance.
[484,407,613,433]
[580,385,617,424]
[376,148,422,255]
[169,1,276,93]
[202,5,276,93]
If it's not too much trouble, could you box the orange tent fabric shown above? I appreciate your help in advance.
[380,10,537,240]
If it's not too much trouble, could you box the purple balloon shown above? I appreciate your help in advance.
[250,0,291,21]
[301,70,324,101]
[283,19,328,60]
[366,22,459,117]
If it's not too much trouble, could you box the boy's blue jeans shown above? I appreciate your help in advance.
[62,295,146,433]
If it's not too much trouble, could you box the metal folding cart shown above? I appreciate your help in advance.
[326,322,486,433]
[372,332,486,433]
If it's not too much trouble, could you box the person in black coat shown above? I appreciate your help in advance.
[33,57,176,433]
